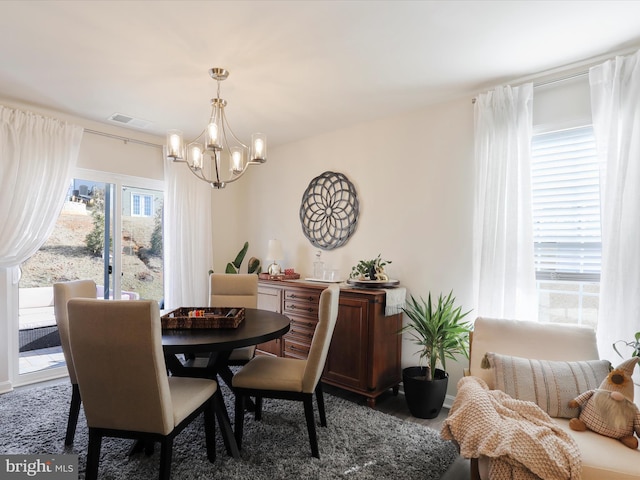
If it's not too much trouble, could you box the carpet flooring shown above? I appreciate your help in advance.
[0,382,458,479]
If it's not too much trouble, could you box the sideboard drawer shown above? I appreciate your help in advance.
[283,337,310,359]
[289,316,317,331]
[283,299,319,318]
[287,318,316,343]
[284,289,321,304]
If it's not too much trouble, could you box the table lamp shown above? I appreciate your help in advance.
[267,239,284,275]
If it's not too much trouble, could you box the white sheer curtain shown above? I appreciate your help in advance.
[163,154,213,309]
[473,83,538,320]
[590,50,640,362]
[0,105,83,279]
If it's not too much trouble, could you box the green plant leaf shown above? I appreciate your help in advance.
[232,242,249,269]
[247,256,261,274]
[349,254,392,279]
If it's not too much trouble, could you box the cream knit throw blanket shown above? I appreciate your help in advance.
[441,376,582,480]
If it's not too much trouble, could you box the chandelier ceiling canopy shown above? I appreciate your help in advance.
[165,67,266,189]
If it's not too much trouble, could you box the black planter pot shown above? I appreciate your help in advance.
[402,367,449,419]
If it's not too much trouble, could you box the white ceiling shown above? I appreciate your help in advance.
[2,0,640,148]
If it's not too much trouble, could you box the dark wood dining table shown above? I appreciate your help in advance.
[160,308,291,458]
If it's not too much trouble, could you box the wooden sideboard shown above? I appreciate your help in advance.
[256,279,402,407]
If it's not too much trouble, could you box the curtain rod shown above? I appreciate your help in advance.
[471,70,588,104]
[533,70,588,88]
[84,128,163,149]
[471,44,640,104]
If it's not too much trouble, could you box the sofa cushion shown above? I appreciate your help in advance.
[470,317,600,389]
[554,418,640,480]
[484,352,611,418]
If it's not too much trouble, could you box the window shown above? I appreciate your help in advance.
[531,125,601,326]
[131,193,153,217]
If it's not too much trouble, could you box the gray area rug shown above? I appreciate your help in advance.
[0,383,458,479]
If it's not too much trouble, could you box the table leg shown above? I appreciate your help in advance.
[213,390,240,458]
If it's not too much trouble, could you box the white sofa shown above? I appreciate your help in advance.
[466,317,639,480]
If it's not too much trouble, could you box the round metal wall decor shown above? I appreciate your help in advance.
[299,171,359,250]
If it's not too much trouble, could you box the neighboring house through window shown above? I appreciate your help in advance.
[131,192,153,217]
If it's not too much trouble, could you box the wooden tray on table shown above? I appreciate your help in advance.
[161,307,245,329]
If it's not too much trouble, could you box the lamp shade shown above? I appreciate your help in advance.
[267,239,283,261]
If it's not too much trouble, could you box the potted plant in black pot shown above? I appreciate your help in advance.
[400,291,471,419]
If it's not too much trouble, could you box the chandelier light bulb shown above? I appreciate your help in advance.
[254,138,263,157]
[188,143,204,170]
[166,130,184,159]
[230,146,244,173]
[251,132,267,162]
[206,122,219,150]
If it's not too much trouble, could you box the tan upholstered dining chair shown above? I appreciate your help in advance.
[67,299,225,480]
[232,284,340,458]
[209,273,259,363]
[53,279,97,445]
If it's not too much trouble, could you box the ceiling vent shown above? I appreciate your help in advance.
[108,113,153,130]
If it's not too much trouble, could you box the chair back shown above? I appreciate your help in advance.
[67,299,174,435]
[302,285,340,393]
[53,280,97,384]
[209,273,258,308]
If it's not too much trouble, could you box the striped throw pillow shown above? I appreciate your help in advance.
[483,352,611,418]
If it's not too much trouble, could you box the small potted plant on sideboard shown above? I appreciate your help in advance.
[400,291,471,419]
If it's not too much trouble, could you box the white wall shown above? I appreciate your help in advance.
[213,95,476,396]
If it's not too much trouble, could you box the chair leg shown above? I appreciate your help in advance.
[303,395,320,458]
[315,383,327,427]
[219,365,256,412]
[65,383,82,446]
[255,396,263,421]
[234,393,245,450]
[159,438,173,480]
[204,397,217,462]
[85,429,102,480]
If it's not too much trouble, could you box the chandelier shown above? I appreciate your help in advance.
[165,67,266,189]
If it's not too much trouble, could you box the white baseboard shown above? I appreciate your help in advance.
[0,380,14,394]
[443,394,455,410]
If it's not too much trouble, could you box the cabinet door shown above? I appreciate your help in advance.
[256,286,283,357]
[323,296,369,389]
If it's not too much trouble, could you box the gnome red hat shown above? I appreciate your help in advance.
[600,357,639,402]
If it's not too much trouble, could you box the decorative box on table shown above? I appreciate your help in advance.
[161,307,245,329]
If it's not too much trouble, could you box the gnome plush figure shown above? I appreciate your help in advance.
[568,357,640,449]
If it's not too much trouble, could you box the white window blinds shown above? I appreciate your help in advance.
[531,126,601,281]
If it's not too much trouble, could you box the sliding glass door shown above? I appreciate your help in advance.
[17,172,164,379]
